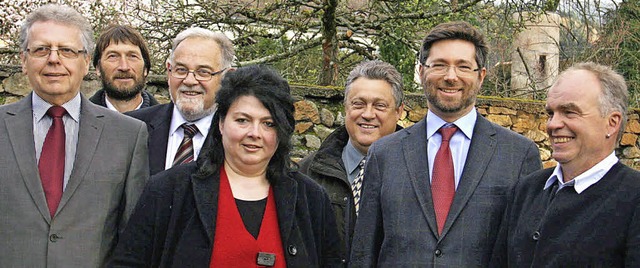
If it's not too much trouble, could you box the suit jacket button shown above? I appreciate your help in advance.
[434,249,442,257]
[49,234,61,242]
[532,231,541,241]
[288,245,297,256]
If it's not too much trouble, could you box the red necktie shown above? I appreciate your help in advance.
[172,123,198,166]
[39,106,67,218]
[432,125,458,235]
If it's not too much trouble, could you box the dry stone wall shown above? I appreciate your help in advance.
[2,67,640,169]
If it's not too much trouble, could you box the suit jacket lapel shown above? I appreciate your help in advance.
[148,104,172,175]
[441,114,496,236]
[59,97,104,211]
[403,119,439,237]
[192,169,219,243]
[5,96,52,222]
[274,174,297,244]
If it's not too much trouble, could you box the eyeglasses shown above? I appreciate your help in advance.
[26,46,87,59]
[169,66,227,81]
[423,63,480,77]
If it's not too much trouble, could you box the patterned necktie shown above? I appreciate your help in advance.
[39,106,67,218]
[432,125,458,235]
[351,159,366,216]
[172,123,198,166]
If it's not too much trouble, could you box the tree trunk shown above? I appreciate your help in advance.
[320,0,339,86]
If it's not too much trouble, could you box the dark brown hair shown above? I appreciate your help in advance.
[418,21,489,68]
[93,24,151,73]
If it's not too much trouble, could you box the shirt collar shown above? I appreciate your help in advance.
[169,106,215,137]
[426,108,476,140]
[342,139,366,175]
[32,92,81,123]
[105,95,143,112]
[544,152,618,194]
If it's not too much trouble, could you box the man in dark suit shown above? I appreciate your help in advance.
[298,60,404,263]
[127,28,235,175]
[90,24,158,112]
[494,62,640,266]
[0,4,149,267]
[350,21,542,267]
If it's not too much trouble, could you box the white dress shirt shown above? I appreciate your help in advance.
[164,107,214,170]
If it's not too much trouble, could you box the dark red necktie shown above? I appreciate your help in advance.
[39,106,67,218]
[432,125,458,235]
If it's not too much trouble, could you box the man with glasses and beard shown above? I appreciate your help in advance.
[127,27,235,175]
[350,21,542,267]
[90,24,158,113]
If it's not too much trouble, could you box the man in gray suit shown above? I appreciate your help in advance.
[350,21,542,267]
[0,4,149,267]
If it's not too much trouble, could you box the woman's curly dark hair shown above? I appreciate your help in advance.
[196,65,295,184]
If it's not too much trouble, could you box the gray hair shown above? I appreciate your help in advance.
[561,62,628,143]
[20,4,94,56]
[344,60,404,108]
[168,27,235,69]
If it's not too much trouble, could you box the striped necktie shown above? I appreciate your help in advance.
[352,159,366,216]
[172,123,198,166]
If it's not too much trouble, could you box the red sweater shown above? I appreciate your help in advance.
[210,167,286,267]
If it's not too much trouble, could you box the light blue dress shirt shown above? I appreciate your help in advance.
[342,139,365,185]
[32,92,81,190]
[426,109,476,189]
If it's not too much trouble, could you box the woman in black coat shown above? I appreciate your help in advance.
[109,65,343,267]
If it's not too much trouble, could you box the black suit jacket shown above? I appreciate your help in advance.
[494,162,640,267]
[108,162,344,267]
[126,103,174,175]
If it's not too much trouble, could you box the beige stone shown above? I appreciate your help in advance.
[512,114,536,133]
[543,159,558,169]
[2,73,31,96]
[335,112,344,126]
[304,134,322,149]
[538,118,548,132]
[398,120,415,129]
[489,106,517,115]
[155,95,171,104]
[524,129,548,142]
[408,107,427,122]
[314,125,333,141]
[80,80,101,96]
[625,120,640,134]
[621,133,638,146]
[4,96,21,104]
[486,114,512,127]
[320,108,335,127]
[295,122,313,134]
[294,100,320,124]
[539,147,551,161]
[400,109,408,120]
[623,146,640,158]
